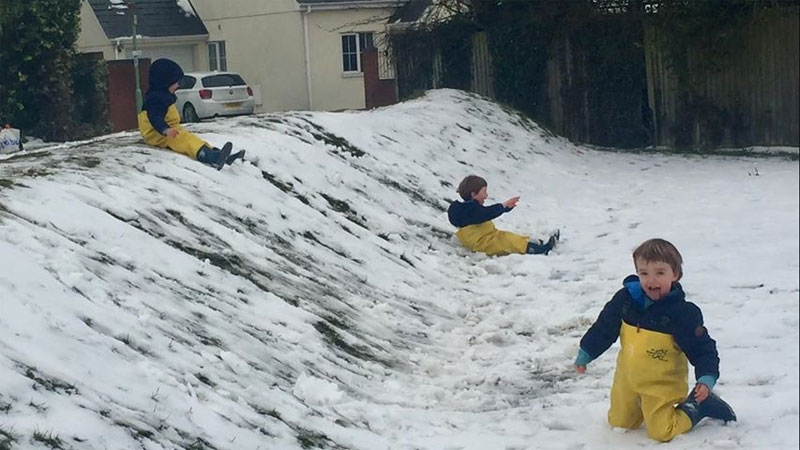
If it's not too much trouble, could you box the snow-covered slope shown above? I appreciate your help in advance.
[0,90,797,450]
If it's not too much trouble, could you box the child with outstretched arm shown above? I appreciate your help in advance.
[447,175,559,256]
[574,238,736,442]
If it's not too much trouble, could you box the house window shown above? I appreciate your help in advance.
[341,32,374,73]
[208,41,227,71]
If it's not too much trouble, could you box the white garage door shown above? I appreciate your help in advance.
[137,45,196,72]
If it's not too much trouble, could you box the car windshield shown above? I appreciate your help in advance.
[202,74,246,88]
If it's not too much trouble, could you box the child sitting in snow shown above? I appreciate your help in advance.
[574,238,736,442]
[138,58,244,170]
[447,175,559,256]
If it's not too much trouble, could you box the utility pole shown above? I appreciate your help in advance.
[130,0,143,111]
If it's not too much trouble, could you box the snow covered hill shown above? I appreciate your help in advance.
[0,90,797,450]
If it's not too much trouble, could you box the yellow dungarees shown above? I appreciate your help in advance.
[609,322,693,441]
[137,104,208,159]
[455,220,529,256]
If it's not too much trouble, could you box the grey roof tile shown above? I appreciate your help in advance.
[87,0,207,39]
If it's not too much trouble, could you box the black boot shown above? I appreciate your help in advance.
[226,149,246,165]
[526,230,560,255]
[196,143,232,171]
[677,391,737,427]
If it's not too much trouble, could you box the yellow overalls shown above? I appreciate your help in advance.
[455,220,529,256]
[608,322,693,441]
[137,104,208,159]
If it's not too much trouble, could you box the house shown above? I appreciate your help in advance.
[77,0,209,71]
[77,0,409,115]
[190,0,407,112]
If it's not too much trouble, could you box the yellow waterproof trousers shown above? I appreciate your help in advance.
[455,221,529,256]
[138,104,208,159]
[608,322,693,442]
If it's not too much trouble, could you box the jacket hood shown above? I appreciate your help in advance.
[148,58,184,91]
[623,274,685,306]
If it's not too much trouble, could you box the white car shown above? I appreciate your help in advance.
[175,71,255,123]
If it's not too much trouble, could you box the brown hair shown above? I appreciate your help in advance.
[457,175,487,201]
[633,238,683,279]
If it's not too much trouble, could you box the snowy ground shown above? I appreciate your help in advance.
[0,90,797,450]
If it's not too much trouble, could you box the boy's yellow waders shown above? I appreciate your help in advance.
[138,104,208,159]
[608,322,693,442]
[455,220,529,256]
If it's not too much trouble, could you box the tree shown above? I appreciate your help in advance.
[0,0,82,141]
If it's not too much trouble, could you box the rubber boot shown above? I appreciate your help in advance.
[526,230,560,255]
[226,149,246,165]
[677,391,737,427]
[196,143,232,171]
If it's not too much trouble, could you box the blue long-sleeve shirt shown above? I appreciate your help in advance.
[447,199,511,228]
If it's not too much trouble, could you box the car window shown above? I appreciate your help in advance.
[179,76,196,90]
[202,74,246,88]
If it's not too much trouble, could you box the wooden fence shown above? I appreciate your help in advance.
[646,9,799,148]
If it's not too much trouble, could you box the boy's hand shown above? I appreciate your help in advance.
[575,365,586,374]
[165,128,179,138]
[503,196,520,209]
[694,383,710,402]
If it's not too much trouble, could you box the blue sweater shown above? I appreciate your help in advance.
[447,199,511,228]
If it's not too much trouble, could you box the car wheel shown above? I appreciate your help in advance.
[183,103,200,123]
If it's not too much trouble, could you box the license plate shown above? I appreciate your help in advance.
[225,102,242,109]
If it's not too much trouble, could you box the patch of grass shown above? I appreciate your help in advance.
[300,120,365,158]
[32,429,64,449]
[296,428,333,450]
[319,193,368,229]
[114,334,153,357]
[313,321,374,362]
[399,254,416,267]
[0,426,19,450]
[261,171,310,205]
[182,437,217,450]
[379,178,445,212]
[72,156,101,168]
[113,421,154,441]
[0,179,14,189]
[195,373,216,387]
[19,365,78,395]
[23,168,52,178]
[28,401,48,413]
[250,403,282,420]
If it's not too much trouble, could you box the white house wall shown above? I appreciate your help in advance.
[305,7,394,111]
[76,0,114,59]
[191,0,310,112]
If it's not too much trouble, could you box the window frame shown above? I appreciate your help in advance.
[341,32,374,74]
[208,41,227,72]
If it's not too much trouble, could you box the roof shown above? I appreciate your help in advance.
[389,0,432,23]
[296,0,408,8]
[87,0,208,40]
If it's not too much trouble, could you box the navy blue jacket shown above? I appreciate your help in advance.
[142,58,184,135]
[580,275,720,381]
[447,199,511,228]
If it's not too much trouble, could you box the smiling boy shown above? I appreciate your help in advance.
[574,238,736,441]
[447,175,559,256]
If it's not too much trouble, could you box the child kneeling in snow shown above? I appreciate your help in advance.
[447,175,559,256]
[575,238,736,442]
[138,58,244,170]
